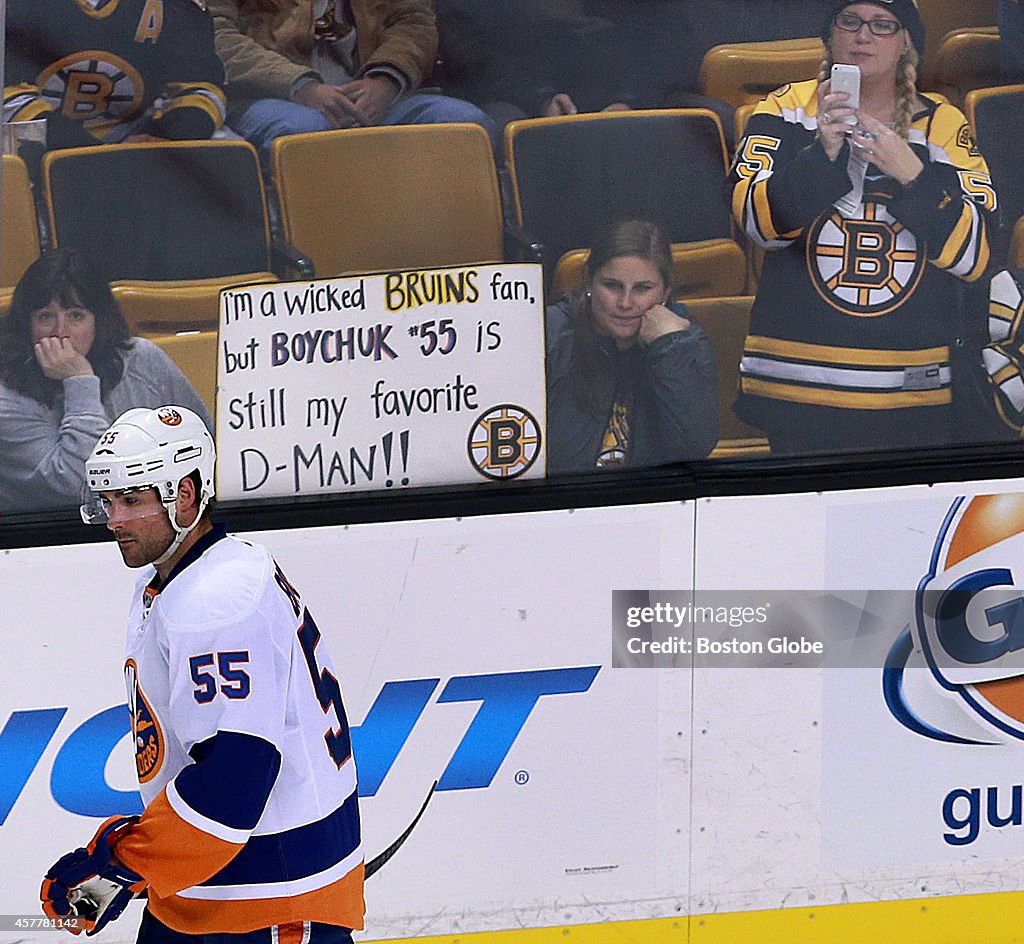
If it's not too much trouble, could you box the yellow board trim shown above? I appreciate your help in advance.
[744,335,949,367]
[363,891,1024,944]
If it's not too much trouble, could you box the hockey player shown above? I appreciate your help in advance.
[729,0,996,454]
[3,0,226,147]
[40,405,364,942]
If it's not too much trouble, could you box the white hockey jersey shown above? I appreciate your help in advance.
[113,525,364,933]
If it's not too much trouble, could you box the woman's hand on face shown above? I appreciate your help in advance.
[639,304,690,346]
[849,112,924,186]
[817,80,857,161]
[34,336,94,381]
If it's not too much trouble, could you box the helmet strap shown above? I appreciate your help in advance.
[153,491,210,567]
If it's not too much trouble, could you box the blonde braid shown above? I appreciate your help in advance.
[893,44,920,140]
[818,50,834,87]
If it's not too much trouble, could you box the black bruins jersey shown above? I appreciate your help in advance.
[730,80,995,412]
[3,0,225,142]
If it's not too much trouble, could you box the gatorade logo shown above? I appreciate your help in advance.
[467,405,541,480]
[807,197,925,317]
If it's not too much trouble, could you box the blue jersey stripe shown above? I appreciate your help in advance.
[201,791,361,887]
[179,731,281,831]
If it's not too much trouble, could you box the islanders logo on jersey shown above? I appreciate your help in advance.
[884,494,1024,745]
[807,192,926,317]
[125,658,165,782]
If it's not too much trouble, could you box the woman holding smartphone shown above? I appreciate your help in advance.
[729,0,996,455]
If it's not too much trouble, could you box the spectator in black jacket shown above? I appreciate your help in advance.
[545,220,719,474]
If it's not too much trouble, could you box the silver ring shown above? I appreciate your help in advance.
[822,112,832,123]
[866,131,879,141]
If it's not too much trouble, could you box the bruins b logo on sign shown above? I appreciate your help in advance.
[806,197,925,317]
[468,405,541,479]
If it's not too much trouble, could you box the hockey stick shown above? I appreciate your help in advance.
[364,780,438,879]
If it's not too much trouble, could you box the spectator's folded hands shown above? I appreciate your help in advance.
[338,76,401,126]
[292,82,362,128]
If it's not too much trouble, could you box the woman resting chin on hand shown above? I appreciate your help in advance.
[0,249,213,513]
[544,219,719,474]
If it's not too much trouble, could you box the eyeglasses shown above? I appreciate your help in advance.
[834,12,902,36]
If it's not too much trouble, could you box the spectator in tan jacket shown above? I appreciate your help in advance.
[207,0,494,159]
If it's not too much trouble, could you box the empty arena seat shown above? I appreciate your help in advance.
[918,0,998,90]
[150,330,218,417]
[1,154,41,314]
[111,274,279,337]
[42,140,282,334]
[271,123,512,277]
[683,295,769,458]
[505,109,746,297]
[930,27,1002,107]
[551,240,748,303]
[700,38,825,109]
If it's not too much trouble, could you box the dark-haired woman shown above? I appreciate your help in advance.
[730,0,996,455]
[545,219,719,473]
[0,249,212,512]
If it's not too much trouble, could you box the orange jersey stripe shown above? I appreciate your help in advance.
[147,863,365,934]
[114,789,243,898]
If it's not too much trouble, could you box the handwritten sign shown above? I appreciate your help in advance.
[215,264,546,500]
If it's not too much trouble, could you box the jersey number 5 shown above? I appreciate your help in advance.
[298,609,353,769]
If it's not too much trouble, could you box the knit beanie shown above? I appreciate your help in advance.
[822,0,925,57]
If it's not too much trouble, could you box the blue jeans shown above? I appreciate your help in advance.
[229,92,497,163]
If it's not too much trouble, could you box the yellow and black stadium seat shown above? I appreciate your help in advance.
[551,241,748,303]
[929,27,1002,108]
[1,154,41,315]
[683,295,769,458]
[966,84,1024,234]
[505,109,747,299]
[918,0,998,91]
[41,140,282,334]
[271,123,509,277]
[150,330,218,416]
[700,37,825,109]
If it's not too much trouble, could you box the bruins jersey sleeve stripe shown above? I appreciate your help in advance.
[154,80,226,133]
[984,270,1024,433]
[931,200,990,281]
[2,84,54,121]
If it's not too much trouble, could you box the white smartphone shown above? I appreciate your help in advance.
[829,63,861,124]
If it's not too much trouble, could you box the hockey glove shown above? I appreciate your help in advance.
[41,816,147,936]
